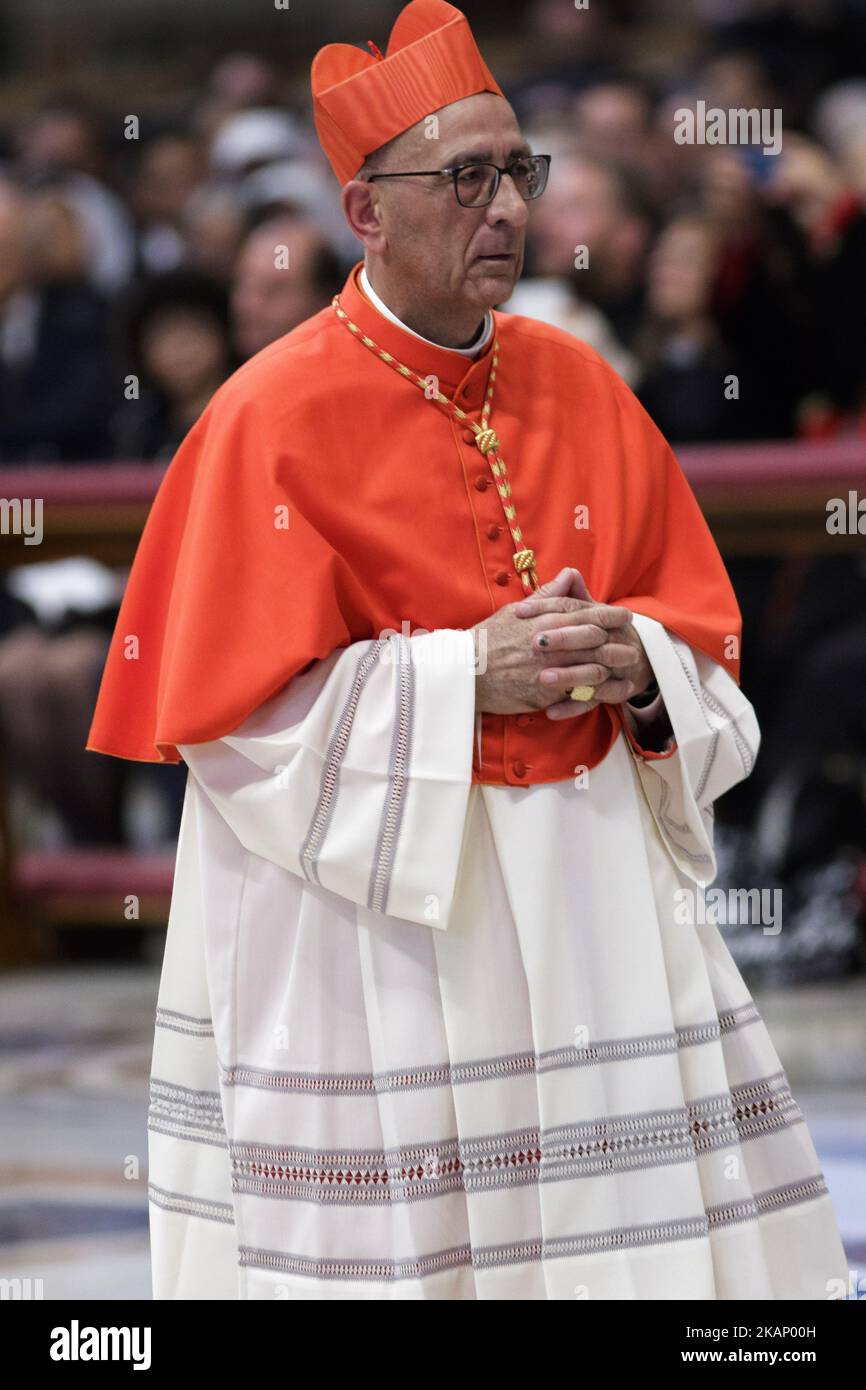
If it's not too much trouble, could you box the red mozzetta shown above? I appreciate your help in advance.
[86,259,741,785]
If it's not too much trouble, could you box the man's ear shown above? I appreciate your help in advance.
[341,180,386,251]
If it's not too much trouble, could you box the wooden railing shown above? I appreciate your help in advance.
[1,438,865,566]
[1,437,864,943]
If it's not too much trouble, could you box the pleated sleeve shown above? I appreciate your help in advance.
[178,629,478,930]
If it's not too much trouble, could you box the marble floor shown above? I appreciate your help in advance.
[1,961,864,1301]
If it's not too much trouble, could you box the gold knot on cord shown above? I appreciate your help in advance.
[474,427,500,455]
[513,548,536,574]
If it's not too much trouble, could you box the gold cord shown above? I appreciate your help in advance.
[332,295,539,592]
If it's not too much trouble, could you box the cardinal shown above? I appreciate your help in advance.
[87,0,848,1300]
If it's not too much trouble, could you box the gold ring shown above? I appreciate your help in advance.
[569,685,594,702]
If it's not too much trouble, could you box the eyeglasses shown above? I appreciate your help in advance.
[364,153,551,208]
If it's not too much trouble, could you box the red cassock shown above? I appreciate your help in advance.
[86,259,742,785]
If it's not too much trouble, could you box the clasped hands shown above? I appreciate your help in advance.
[473,566,655,720]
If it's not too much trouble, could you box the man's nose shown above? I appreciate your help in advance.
[485,172,529,225]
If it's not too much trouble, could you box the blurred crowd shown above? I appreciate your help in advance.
[2,43,866,462]
[0,0,864,970]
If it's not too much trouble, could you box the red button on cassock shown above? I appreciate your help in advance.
[487,524,502,539]
[511,760,527,778]
[495,571,509,585]
[463,430,475,443]
[516,713,534,726]
[475,475,490,491]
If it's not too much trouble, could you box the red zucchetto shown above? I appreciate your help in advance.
[311,0,505,185]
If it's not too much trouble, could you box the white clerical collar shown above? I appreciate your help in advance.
[360,264,493,357]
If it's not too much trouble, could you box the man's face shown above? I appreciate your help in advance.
[529,157,617,278]
[360,93,532,318]
[647,218,719,322]
[231,218,326,359]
